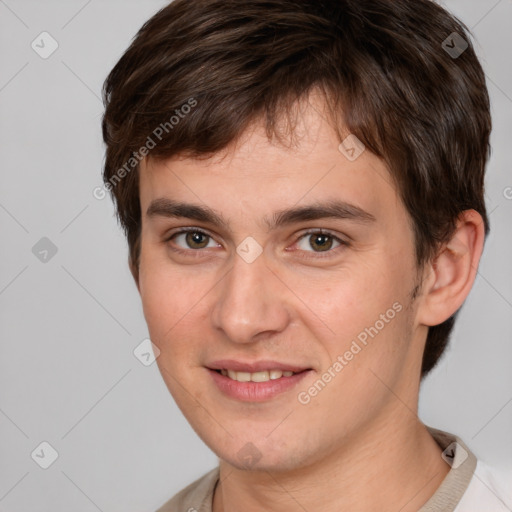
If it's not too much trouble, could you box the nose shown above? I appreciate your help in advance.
[211,248,291,344]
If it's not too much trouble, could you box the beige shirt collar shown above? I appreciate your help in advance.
[157,425,476,512]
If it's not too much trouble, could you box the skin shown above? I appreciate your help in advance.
[135,91,485,512]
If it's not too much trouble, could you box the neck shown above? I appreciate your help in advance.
[213,411,449,512]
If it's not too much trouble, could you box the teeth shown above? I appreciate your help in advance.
[269,370,283,380]
[250,371,269,382]
[236,371,251,382]
[220,369,298,382]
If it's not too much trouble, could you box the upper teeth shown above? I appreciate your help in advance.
[220,369,295,382]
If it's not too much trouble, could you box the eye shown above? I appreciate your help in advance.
[165,227,348,259]
[293,230,347,257]
[167,228,219,251]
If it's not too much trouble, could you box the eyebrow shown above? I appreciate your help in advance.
[146,198,376,231]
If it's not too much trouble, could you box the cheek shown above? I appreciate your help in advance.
[299,261,402,331]
[138,259,218,374]
[138,253,195,345]
[300,307,412,427]
[300,262,411,375]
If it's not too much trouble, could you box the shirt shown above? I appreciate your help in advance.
[156,425,512,512]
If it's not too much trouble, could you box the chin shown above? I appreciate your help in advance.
[211,435,312,473]
[221,452,303,473]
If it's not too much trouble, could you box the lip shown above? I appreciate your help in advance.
[206,359,311,373]
[207,365,313,402]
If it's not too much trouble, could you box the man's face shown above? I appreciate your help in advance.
[137,96,427,471]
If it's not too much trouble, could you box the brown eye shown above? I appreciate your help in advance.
[184,231,210,249]
[294,230,347,257]
[308,233,334,252]
[168,229,217,251]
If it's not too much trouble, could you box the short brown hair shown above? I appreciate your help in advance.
[102,0,492,377]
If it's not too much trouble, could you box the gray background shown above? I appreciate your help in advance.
[0,0,511,510]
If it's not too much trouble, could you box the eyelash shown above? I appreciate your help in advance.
[164,227,349,259]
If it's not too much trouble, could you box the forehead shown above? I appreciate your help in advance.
[138,96,399,230]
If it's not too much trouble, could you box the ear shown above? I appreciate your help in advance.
[415,210,486,327]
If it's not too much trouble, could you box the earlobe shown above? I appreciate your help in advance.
[416,210,485,327]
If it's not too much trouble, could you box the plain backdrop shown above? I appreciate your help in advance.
[0,0,511,510]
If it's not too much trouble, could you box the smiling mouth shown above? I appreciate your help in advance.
[214,369,304,382]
